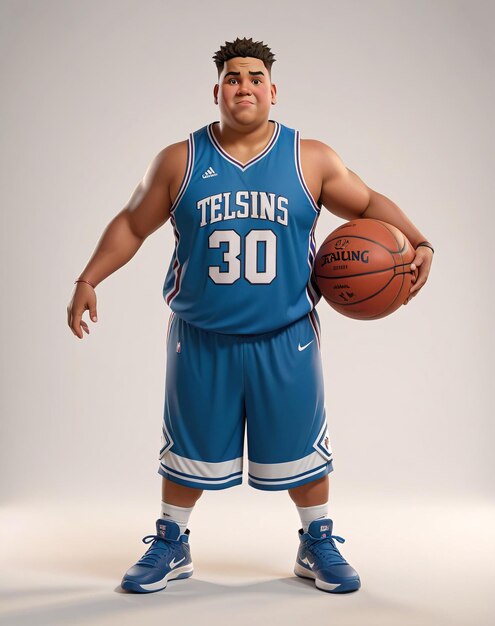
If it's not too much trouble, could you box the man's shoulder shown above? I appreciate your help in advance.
[152,140,189,182]
[160,139,189,160]
[300,137,333,154]
[300,138,342,179]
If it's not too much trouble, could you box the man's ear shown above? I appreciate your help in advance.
[271,83,277,105]
[213,83,219,105]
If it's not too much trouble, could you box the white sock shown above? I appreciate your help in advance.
[296,502,329,532]
[160,501,194,535]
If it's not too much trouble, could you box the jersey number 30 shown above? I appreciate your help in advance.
[208,229,277,285]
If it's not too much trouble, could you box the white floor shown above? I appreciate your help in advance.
[1,490,494,626]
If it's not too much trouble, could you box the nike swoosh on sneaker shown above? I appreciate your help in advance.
[302,557,315,569]
[298,340,314,351]
[169,556,186,569]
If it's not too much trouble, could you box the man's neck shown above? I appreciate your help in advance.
[213,119,274,150]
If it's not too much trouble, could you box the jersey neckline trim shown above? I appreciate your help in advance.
[206,120,281,171]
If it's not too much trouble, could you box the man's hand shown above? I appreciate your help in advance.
[404,246,434,305]
[67,282,98,339]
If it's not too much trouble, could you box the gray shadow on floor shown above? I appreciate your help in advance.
[0,576,454,626]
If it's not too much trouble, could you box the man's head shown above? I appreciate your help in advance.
[212,37,277,128]
[212,37,276,79]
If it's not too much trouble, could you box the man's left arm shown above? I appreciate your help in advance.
[315,142,434,304]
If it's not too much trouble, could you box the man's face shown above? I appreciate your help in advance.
[213,57,277,127]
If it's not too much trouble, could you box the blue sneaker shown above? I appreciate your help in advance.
[294,518,361,593]
[121,519,193,593]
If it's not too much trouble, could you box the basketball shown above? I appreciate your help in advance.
[314,218,417,320]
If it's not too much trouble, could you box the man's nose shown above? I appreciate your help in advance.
[236,79,252,94]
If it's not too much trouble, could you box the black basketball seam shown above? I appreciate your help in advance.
[374,220,406,255]
[367,266,406,319]
[368,227,408,318]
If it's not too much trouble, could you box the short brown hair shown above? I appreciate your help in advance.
[212,37,276,77]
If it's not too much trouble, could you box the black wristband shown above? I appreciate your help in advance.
[416,241,434,254]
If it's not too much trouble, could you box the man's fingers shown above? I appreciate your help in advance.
[410,277,426,294]
[72,312,84,338]
[404,293,415,305]
[67,310,78,337]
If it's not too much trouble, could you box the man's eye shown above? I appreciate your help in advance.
[227,78,262,85]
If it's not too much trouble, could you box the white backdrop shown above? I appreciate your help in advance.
[1,0,492,502]
[1,1,494,624]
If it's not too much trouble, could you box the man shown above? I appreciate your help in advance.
[67,37,433,594]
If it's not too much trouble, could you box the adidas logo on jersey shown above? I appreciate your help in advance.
[202,167,218,179]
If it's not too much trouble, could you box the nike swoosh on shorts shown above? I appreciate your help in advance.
[298,340,314,351]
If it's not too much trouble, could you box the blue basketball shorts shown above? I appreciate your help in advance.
[157,308,333,491]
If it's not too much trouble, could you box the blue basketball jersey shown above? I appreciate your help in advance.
[163,119,322,334]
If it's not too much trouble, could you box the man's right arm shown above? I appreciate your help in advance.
[78,142,186,287]
[67,141,187,338]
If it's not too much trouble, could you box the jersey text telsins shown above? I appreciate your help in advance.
[197,191,289,227]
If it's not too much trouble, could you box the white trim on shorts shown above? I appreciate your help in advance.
[159,450,243,486]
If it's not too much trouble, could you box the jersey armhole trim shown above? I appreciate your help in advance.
[170,132,195,215]
[294,130,321,214]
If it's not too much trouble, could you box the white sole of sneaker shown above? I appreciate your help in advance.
[294,561,360,593]
[124,563,194,593]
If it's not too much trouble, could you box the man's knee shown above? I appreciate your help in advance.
[161,476,203,506]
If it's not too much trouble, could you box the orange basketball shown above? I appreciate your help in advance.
[314,218,417,320]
